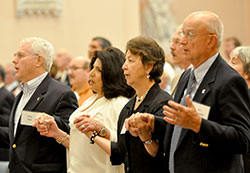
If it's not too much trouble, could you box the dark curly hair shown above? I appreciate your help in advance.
[90,47,135,99]
[125,36,165,83]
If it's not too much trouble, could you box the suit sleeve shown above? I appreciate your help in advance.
[0,127,9,148]
[53,90,78,133]
[0,92,15,127]
[195,76,250,153]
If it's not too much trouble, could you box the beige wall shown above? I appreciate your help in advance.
[1,0,250,66]
[171,0,250,57]
[0,0,140,65]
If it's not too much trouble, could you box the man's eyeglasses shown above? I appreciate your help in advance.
[180,31,214,41]
[68,66,83,71]
[169,39,181,46]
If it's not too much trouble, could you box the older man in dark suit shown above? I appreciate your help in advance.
[0,37,78,173]
[0,67,15,161]
[126,11,250,173]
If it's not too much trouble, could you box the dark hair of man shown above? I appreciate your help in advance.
[92,37,112,49]
[125,36,165,83]
[226,37,241,47]
[90,47,135,99]
[0,66,5,81]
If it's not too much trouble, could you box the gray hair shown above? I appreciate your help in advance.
[230,46,250,78]
[21,37,54,72]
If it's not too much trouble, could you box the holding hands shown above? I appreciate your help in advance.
[33,112,58,138]
[125,112,155,142]
[33,113,69,146]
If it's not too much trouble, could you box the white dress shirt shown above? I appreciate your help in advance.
[14,72,48,136]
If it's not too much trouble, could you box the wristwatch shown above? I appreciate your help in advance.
[142,139,153,145]
[98,127,107,137]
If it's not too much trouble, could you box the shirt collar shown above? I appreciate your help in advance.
[20,72,48,93]
[0,82,4,89]
[193,52,218,84]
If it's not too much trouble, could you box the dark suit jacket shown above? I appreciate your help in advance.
[154,55,250,173]
[4,74,78,173]
[0,86,15,161]
[111,83,172,173]
[243,89,250,173]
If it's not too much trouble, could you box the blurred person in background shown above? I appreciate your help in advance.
[223,36,241,61]
[159,61,175,94]
[68,56,93,106]
[0,66,15,161]
[88,36,112,59]
[4,64,20,96]
[54,49,72,86]
[170,25,191,96]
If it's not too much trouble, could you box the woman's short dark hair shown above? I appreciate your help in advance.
[90,47,135,99]
[126,36,165,83]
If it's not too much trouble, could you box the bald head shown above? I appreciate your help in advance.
[54,49,72,71]
[68,56,90,91]
[184,11,224,47]
[181,11,224,68]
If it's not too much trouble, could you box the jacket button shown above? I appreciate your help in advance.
[12,144,16,148]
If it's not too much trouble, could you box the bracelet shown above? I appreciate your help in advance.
[90,131,98,144]
[142,139,153,145]
[56,132,68,144]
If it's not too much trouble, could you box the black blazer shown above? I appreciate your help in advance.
[154,55,250,173]
[111,83,172,173]
[7,74,78,173]
[0,86,15,160]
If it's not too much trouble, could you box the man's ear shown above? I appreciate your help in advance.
[207,34,217,49]
[36,55,45,68]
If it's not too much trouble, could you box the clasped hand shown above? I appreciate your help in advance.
[33,112,57,138]
[125,112,155,142]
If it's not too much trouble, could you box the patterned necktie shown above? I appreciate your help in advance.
[169,70,196,173]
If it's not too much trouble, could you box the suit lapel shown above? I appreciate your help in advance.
[174,69,191,102]
[9,92,23,143]
[192,56,221,102]
[14,75,51,139]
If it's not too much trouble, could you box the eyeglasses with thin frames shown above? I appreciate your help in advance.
[180,31,214,41]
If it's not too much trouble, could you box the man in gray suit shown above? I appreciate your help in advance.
[0,37,78,173]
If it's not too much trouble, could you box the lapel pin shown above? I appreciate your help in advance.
[37,97,40,101]
[202,89,206,94]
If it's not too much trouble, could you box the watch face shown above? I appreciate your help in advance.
[99,127,107,137]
